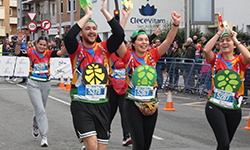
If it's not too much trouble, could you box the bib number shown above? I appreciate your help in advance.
[33,63,48,74]
[134,86,154,100]
[85,84,106,100]
[113,69,126,79]
[214,88,234,103]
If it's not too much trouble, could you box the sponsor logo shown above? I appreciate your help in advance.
[139,0,157,16]
[130,0,166,29]
[58,60,67,66]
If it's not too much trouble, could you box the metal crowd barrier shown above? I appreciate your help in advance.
[159,57,212,98]
[243,67,250,99]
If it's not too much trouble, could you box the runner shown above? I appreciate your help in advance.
[108,52,131,146]
[15,32,67,147]
[63,0,124,150]
[203,24,250,150]
[116,10,181,150]
[108,8,131,147]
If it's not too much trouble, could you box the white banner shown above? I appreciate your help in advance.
[14,57,30,77]
[0,56,73,79]
[50,57,73,79]
[0,56,17,76]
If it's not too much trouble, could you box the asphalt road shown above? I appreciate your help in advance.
[0,80,249,150]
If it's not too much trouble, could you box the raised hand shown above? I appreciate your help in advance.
[100,0,107,12]
[172,11,181,26]
[84,3,92,17]
[16,31,25,44]
[217,23,224,35]
[154,26,162,36]
[122,7,131,18]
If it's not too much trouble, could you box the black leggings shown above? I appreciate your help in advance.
[205,102,241,150]
[124,99,158,150]
[108,85,129,138]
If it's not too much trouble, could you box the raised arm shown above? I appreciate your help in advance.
[231,32,250,65]
[64,4,92,54]
[56,46,67,56]
[158,11,181,56]
[106,6,127,54]
[100,0,112,22]
[116,8,131,58]
[203,24,224,62]
[149,26,162,42]
[15,31,25,56]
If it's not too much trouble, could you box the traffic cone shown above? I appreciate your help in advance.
[163,91,176,111]
[243,111,250,130]
[58,75,65,89]
[64,77,71,91]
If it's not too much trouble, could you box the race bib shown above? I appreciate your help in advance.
[85,84,106,100]
[214,88,234,103]
[82,63,108,101]
[33,63,48,74]
[135,86,153,97]
[113,69,126,79]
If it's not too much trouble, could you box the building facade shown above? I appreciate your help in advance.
[0,0,18,39]
[15,0,250,42]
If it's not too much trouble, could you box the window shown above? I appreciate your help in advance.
[67,0,76,12]
[61,0,63,13]
[0,20,3,26]
[51,3,56,16]
[10,8,12,16]
[0,0,2,6]
[10,25,12,33]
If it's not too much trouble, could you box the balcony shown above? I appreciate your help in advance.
[0,7,5,20]
[10,17,18,24]
[36,14,51,23]
[10,0,17,7]
[0,26,6,37]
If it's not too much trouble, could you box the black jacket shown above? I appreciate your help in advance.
[184,44,196,60]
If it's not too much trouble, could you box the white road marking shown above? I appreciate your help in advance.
[16,84,164,140]
[153,135,164,140]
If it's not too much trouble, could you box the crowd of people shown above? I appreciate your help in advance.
[1,1,250,150]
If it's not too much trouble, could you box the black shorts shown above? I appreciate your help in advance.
[70,101,110,144]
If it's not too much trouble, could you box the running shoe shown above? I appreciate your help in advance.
[81,146,86,150]
[32,123,39,138]
[122,134,132,146]
[41,136,48,147]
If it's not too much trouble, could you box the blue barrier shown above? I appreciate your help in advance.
[158,57,212,98]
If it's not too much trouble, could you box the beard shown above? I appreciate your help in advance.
[82,33,97,45]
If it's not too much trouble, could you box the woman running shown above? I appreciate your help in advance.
[15,33,66,147]
[116,10,181,150]
[203,24,250,150]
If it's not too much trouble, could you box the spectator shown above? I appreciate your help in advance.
[54,35,61,49]
[48,40,59,51]
[2,38,10,56]
[155,38,161,47]
[183,38,196,87]
[193,37,203,61]
[212,41,220,53]
[181,43,188,58]
[11,36,17,50]
[184,38,196,60]
[155,39,164,89]
[169,40,182,86]
[201,36,207,47]
[27,41,35,51]
[192,35,198,44]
